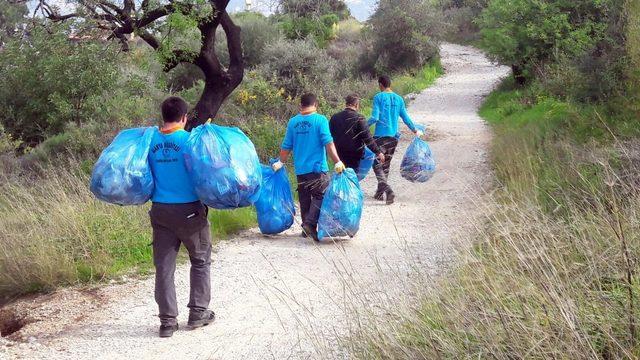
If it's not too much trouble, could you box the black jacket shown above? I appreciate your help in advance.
[329,108,380,160]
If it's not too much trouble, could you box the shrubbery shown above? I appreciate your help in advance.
[478,0,628,101]
[0,25,158,151]
[362,0,445,74]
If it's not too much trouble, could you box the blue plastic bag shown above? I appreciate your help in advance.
[400,137,436,183]
[185,123,262,209]
[255,161,295,234]
[317,169,364,240]
[357,147,375,181]
[90,127,156,205]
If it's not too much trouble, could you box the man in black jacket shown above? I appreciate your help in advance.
[329,94,385,172]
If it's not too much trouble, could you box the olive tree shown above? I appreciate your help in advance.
[38,0,244,129]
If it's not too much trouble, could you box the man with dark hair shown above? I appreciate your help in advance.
[368,76,424,205]
[148,96,215,338]
[329,94,385,171]
[272,93,345,241]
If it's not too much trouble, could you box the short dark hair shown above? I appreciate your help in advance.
[300,93,318,107]
[345,94,360,107]
[378,75,392,88]
[161,96,189,123]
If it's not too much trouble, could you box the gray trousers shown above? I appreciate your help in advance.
[373,136,399,193]
[296,172,329,228]
[150,201,212,326]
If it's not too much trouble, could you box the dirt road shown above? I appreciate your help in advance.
[0,43,509,359]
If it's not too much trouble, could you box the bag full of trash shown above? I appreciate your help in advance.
[400,137,436,183]
[185,123,262,209]
[317,168,364,240]
[255,160,295,234]
[90,127,156,205]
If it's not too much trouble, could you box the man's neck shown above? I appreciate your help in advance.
[383,88,393,93]
[345,106,358,111]
[161,122,184,133]
[300,106,316,115]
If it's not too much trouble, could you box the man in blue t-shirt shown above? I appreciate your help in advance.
[272,93,345,241]
[368,75,424,205]
[148,97,215,338]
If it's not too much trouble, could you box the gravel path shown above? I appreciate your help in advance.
[0,43,509,360]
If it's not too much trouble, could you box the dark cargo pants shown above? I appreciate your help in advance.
[372,136,399,194]
[296,172,330,229]
[149,201,212,326]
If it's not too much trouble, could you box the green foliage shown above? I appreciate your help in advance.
[392,59,444,97]
[0,0,27,44]
[478,0,626,93]
[279,0,350,19]
[0,25,155,148]
[280,14,339,47]
[258,38,338,97]
[363,0,445,74]
[215,12,284,69]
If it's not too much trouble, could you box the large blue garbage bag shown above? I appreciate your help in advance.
[255,161,295,234]
[400,137,436,183]
[357,147,375,181]
[317,169,364,240]
[90,127,156,205]
[185,123,262,209]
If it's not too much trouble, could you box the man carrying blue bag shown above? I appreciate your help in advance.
[368,76,424,205]
[329,94,385,174]
[272,93,345,242]
[148,97,215,338]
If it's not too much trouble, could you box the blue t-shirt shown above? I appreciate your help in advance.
[281,112,333,175]
[367,91,417,137]
[148,128,199,204]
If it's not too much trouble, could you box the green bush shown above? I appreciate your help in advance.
[258,38,338,97]
[279,0,350,20]
[478,0,626,92]
[363,0,445,74]
[280,14,339,47]
[0,24,157,148]
[214,12,283,69]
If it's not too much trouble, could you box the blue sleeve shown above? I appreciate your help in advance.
[399,98,416,132]
[368,95,380,126]
[281,122,293,150]
[318,116,333,146]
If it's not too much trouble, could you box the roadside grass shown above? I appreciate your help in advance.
[0,164,255,302]
[348,81,640,358]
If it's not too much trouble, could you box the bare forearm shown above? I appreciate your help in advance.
[325,143,341,163]
[279,149,290,163]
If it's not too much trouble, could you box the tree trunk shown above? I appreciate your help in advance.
[188,80,226,131]
[512,64,527,86]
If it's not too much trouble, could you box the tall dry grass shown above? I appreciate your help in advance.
[0,160,258,303]
[0,164,152,301]
[346,138,639,359]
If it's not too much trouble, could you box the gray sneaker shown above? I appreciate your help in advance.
[187,309,216,328]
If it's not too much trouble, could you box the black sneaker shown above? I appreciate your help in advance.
[385,191,396,205]
[187,309,216,328]
[159,324,178,338]
[301,230,308,238]
[302,223,319,242]
[374,189,385,201]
